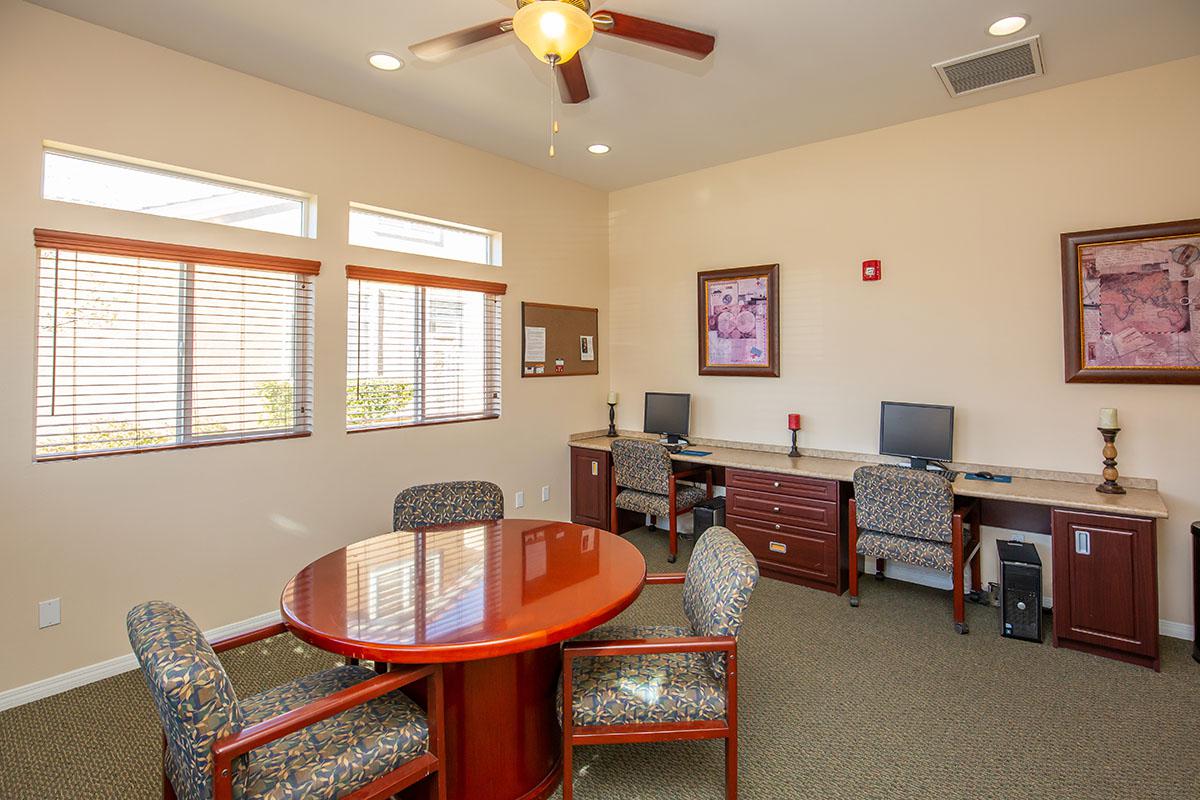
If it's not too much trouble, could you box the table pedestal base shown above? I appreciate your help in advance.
[404,645,563,800]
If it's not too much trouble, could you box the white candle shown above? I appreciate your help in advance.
[1098,408,1118,429]
[607,391,618,405]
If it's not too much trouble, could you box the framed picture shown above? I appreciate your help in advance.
[697,264,780,377]
[1062,218,1200,384]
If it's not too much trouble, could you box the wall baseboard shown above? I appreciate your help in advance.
[1158,619,1196,641]
[0,609,280,713]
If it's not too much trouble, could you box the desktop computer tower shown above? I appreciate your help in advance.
[998,541,1042,642]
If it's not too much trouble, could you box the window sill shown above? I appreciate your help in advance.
[35,430,311,463]
[347,415,500,434]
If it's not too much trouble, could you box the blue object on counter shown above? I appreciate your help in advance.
[965,472,1012,483]
[677,450,712,457]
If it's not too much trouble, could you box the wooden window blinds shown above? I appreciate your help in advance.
[33,229,318,461]
[346,266,506,431]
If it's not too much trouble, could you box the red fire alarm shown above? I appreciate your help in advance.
[862,260,882,281]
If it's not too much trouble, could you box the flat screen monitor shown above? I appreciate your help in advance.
[879,401,954,470]
[643,393,691,443]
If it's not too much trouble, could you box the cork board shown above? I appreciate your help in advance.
[521,302,599,378]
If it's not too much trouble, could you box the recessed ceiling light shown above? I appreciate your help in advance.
[588,144,611,155]
[988,15,1029,36]
[368,51,404,71]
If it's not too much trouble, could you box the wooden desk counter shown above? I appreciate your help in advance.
[568,435,1168,519]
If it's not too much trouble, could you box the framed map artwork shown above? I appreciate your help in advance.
[1062,219,1200,384]
[697,264,780,377]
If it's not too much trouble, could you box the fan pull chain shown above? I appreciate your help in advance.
[548,56,559,158]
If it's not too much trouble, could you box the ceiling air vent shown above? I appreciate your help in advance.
[933,35,1043,97]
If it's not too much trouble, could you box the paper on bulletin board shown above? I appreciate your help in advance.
[524,326,546,362]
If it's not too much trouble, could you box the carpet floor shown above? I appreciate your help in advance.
[1,528,1197,799]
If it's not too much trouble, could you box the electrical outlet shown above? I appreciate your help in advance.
[515,491,525,509]
[39,598,61,629]
[541,485,551,503]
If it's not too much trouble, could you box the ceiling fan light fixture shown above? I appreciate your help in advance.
[513,0,594,64]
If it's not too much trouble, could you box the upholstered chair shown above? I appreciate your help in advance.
[609,438,713,562]
[848,465,982,633]
[127,601,445,800]
[558,526,759,800]
[393,480,504,531]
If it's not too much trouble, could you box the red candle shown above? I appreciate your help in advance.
[788,413,802,431]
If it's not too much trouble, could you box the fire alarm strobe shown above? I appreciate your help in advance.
[862,260,882,281]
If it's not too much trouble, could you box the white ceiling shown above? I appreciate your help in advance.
[27,0,1200,190]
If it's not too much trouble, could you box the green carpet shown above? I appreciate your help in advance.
[1,528,1197,799]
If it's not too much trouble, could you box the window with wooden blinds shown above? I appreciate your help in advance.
[33,229,318,461]
[346,266,505,431]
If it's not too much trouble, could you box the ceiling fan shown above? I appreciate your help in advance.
[409,0,717,106]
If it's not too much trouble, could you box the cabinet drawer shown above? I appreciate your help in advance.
[726,468,838,502]
[727,515,836,585]
[726,489,837,533]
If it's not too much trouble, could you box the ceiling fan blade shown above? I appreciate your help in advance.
[593,11,715,59]
[558,56,591,104]
[410,19,513,61]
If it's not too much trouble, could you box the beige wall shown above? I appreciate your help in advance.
[609,56,1200,629]
[0,2,608,692]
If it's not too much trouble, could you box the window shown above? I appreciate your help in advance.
[348,203,501,266]
[34,230,317,461]
[346,266,505,431]
[42,146,312,237]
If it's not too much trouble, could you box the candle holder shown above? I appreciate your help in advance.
[788,429,801,458]
[606,403,617,437]
[1096,427,1126,495]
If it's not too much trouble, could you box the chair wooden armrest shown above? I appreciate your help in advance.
[563,635,735,661]
[211,665,438,800]
[210,622,288,654]
[644,573,687,585]
[670,466,712,482]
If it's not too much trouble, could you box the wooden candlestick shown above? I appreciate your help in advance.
[788,429,801,459]
[1096,427,1125,495]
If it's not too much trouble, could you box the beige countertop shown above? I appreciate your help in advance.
[569,435,1169,520]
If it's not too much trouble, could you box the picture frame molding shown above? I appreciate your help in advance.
[697,263,781,377]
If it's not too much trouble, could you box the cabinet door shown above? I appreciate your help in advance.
[1051,510,1157,658]
[570,449,610,529]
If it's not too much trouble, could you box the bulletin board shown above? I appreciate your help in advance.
[521,302,599,378]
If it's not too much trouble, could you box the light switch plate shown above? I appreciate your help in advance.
[541,485,550,502]
[39,598,61,629]
[515,491,525,509]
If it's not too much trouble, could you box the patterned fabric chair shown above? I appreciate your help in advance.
[848,465,982,633]
[393,480,504,531]
[127,601,445,800]
[558,527,759,800]
[610,438,713,563]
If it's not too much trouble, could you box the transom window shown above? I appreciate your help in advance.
[346,266,505,431]
[42,145,313,238]
[348,203,501,266]
[34,230,317,461]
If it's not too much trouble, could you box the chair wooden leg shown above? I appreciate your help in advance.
[847,500,860,607]
[668,512,678,564]
[562,734,574,800]
[952,513,967,634]
[162,735,176,800]
[725,644,738,800]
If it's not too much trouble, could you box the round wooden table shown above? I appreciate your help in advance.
[280,519,647,800]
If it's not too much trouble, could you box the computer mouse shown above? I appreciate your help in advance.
[975,471,995,480]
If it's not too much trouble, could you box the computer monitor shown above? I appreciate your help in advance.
[879,401,954,471]
[643,392,691,444]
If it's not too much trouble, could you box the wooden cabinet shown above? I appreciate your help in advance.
[1051,509,1159,671]
[726,468,847,594]
[570,448,610,530]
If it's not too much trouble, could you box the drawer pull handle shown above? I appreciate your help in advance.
[774,524,781,531]
[590,461,598,477]
[1075,530,1091,556]
[769,541,788,554]
[772,506,780,513]
[773,481,780,488]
